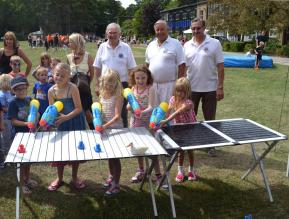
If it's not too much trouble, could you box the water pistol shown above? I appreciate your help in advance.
[91,102,103,132]
[123,88,141,117]
[39,101,64,128]
[27,99,40,131]
[149,102,169,129]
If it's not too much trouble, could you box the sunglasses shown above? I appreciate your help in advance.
[12,62,21,67]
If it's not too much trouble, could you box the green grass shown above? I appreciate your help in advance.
[1,42,289,219]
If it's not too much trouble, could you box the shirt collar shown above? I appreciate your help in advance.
[191,34,209,46]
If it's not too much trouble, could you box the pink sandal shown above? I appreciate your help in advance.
[48,180,63,191]
[71,180,86,189]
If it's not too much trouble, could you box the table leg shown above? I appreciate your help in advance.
[242,141,277,180]
[16,163,20,219]
[140,156,155,191]
[145,157,158,217]
[242,144,273,202]
[287,154,289,177]
[156,151,178,191]
[161,155,176,218]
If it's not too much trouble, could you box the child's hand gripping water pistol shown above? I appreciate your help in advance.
[149,102,169,129]
[27,99,40,131]
[39,101,64,128]
[91,102,103,132]
[123,88,141,117]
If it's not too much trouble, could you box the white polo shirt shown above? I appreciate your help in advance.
[93,41,136,82]
[184,35,224,92]
[145,36,185,83]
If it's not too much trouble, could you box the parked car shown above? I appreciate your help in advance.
[211,35,229,43]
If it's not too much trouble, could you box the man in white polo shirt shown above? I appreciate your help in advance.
[93,23,136,127]
[184,18,224,156]
[146,20,185,105]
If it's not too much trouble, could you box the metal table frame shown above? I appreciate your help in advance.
[5,128,168,219]
[155,118,287,218]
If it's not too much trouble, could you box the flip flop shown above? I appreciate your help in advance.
[48,180,63,191]
[71,180,86,189]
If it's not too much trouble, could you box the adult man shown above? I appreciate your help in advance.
[184,18,224,156]
[145,20,185,105]
[256,30,268,48]
[93,23,136,127]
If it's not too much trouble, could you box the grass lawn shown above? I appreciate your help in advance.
[0,42,289,219]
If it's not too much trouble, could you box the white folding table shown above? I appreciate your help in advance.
[5,127,168,219]
[156,118,287,218]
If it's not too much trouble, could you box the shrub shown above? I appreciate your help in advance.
[266,38,281,55]
[244,43,255,52]
[223,41,230,51]
[229,42,246,52]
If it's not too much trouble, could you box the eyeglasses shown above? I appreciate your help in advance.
[191,27,202,30]
[12,62,21,67]
[14,87,27,92]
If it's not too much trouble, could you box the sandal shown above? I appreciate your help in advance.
[105,187,120,196]
[48,180,63,191]
[26,179,38,189]
[22,185,32,195]
[71,180,86,189]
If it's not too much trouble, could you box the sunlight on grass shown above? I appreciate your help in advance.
[0,42,289,218]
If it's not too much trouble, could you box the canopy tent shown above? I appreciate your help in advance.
[183,29,209,34]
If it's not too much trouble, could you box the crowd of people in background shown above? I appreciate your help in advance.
[0,18,225,196]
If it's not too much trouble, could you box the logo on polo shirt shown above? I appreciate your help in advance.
[119,53,124,58]
[204,47,208,52]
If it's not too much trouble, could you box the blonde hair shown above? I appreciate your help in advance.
[54,63,70,76]
[173,77,191,108]
[0,74,12,91]
[99,69,122,98]
[4,31,19,50]
[69,33,85,55]
[35,67,48,78]
[40,52,52,66]
[10,55,21,63]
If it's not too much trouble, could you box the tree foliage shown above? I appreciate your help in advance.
[207,0,289,37]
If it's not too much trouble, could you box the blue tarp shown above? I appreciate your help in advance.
[224,55,273,68]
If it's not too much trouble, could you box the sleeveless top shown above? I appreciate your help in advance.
[52,84,86,131]
[169,96,197,124]
[131,86,151,128]
[0,47,19,74]
[100,95,123,129]
[67,52,89,75]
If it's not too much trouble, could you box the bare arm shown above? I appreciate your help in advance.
[11,118,28,127]
[103,96,123,129]
[18,48,32,76]
[141,86,155,115]
[216,62,224,101]
[87,54,94,83]
[94,67,101,96]
[177,63,186,78]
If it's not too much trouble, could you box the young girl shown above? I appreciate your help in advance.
[33,67,52,116]
[0,74,13,167]
[47,63,86,191]
[99,69,123,196]
[128,65,163,184]
[32,52,52,80]
[160,77,197,182]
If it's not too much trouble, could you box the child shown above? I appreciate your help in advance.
[0,74,13,168]
[47,63,86,191]
[99,69,123,196]
[7,76,38,193]
[160,77,197,182]
[128,65,163,184]
[8,56,26,78]
[245,49,254,57]
[49,58,61,84]
[32,52,53,81]
[0,102,4,168]
[254,41,265,69]
[32,67,52,116]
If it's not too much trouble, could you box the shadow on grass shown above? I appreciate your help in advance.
[195,147,287,172]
